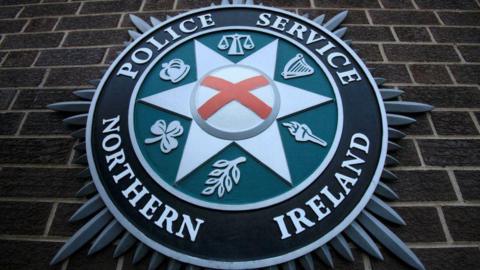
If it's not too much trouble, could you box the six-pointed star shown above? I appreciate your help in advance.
[140,39,332,185]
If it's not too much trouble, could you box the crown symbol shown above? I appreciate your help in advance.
[281,54,315,80]
[159,58,190,83]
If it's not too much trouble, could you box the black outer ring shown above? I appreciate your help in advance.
[89,6,385,266]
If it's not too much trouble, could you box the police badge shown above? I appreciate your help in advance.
[49,1,433,269]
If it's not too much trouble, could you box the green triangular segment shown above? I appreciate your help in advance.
[137,41,197,100]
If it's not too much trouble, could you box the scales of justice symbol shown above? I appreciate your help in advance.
[143,35,332,198]
[217,33,255,55]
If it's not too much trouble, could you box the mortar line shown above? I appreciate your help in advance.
[38,68,51,87]
[43,202,59,236]
[432,11,444,26]
[0,109,71,112]
[356,38,480,45]
[20,18,30,33]
[364,9,373,25]
[117,13,125,28]
[13,111,28,136]
[139,0,147,12]
[411,0,419,9]
[406,242,480,248]
[3,81,477,91]
[469,111,480,134]
[436,206,454,243]
[67,141,78,166]
[30,50,42,67]
[362,254,373,270]
[0,235,68,242]
[378,43,387,62]
[7,89,21,110]
[101,47,111,64]
[0,63,109,69]
[61,260,68,270]
[0,44,129,53]
[390,200,480,206]
[0,197,86,203]
[412,139,426,166]
[405,135,480,139]
[376,0,384,9]
[3,41,480,53]
[1,7,480,21]
[391,166,480,171]
[444,65,458,85]
[0,163,85,168]
[14,6,25,19]
[75,1,84,16]
[58,30,69,48]
[370,82,479,87]
[405,64,416,84]
[0,134,73,139]
[453,45,467,64]
[447,169,465,202]
[390,26,400,42]
[0,48,7,66]
[118,13,128,30]
[426,112,438,136]
[116,256,124,270]
[52,16,62,32]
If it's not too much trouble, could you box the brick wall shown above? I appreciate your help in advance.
[0,0,479,269]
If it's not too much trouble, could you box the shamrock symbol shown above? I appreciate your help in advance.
[144,120,184,154]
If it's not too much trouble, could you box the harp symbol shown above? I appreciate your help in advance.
[281,54,315,79]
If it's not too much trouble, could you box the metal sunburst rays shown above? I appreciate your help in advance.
[48,1,433,269]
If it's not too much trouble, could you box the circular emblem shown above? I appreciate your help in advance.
[87,5,387,269]
[191,64,281,140]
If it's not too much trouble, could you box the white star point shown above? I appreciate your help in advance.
[139,38,334,187]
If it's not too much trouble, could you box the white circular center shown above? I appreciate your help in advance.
[191,65,280,140]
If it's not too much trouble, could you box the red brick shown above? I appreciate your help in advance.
[2,51,38,67]
[438,11,480,26]
[0,32,64,49]
[409,64,452,84]
[0,112,24,135]
[419,139,480,166]
[431,111,478,135]
[0,202,51,235]
[19,3,80,17]
[415,0,479,10]
[391,170,456,202]
[0,68,45,87]
[443,206,480,241]
[370,10,440,25]
[383,44,459,62]
[80,0,141,14]
[63,29,128,47]
[0,240,62,270]
[454,170,480,201]
[394,27,431,42]
[24,18,58,32]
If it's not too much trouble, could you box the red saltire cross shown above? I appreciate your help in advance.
[198,75,272,120]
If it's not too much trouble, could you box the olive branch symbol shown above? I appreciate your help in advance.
[201,157,246,198]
